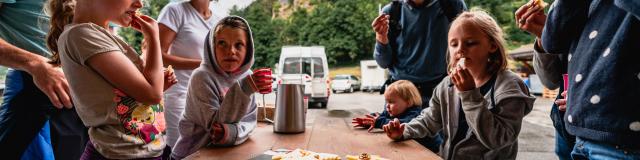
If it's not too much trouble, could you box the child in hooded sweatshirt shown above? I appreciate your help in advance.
[383,10,535,160]
[352,80,422,132]
[171,16,271,159]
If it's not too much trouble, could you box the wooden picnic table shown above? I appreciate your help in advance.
[185,109,441,160]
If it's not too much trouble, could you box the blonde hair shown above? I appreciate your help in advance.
[45,0,76,66]
[386,80,422,107]
[447,9,509,75]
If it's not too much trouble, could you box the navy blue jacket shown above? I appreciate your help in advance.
[542,0,640,147]
[372,106,422,129]
[374,0,465,84]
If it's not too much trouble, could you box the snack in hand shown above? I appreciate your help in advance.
[531,0,547,9]
[167,65,174,73]
[457,58,466,69]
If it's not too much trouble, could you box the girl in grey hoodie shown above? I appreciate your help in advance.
[171,16,271,159]
[383,10,535,160]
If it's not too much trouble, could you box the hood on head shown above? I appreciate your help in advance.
[202,16,255,78]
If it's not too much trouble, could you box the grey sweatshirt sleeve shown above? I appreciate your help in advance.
[532,39,563,89]
[401,84,444,140]
[212,76,257,146]
[171,74,257,159]
[458,88,529,149]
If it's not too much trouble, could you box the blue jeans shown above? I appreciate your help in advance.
[550,85,575,160]
[555,131,573,160]
[571,137,640,160]
[0,70,88,159]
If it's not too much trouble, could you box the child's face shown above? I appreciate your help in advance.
[215,27,248,72]
[108,0,144,27]
[384,90,411,117]
[447,20,497,75]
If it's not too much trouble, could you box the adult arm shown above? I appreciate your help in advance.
[158,24,201,70]
[0,37,72,108]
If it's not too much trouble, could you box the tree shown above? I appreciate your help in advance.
[232,0,285,68]
[231,0,544,67]
[464,0,553,49]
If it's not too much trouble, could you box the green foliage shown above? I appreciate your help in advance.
[118,0,170,54]
[233,0,387,67]
[464,0,553,49]
[0,66,6,83]
[120,0,548,67]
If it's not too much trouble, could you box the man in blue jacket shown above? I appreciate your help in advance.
[371,0,466,152]
[541,0,640,159]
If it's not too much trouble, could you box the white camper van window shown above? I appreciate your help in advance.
[283,58,301,74]
[312,57,324,78]
[283,57,323,78]
[283,58,312,76]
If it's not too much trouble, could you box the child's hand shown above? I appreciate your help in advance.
[210,123,225,143]
[382,118,405,140]
[351,117,372,128]
[555,91,568,111]
[366,113,380,132]
[352,112,380,132]
[163,66,177,91]
[451,67,476,91]
[251,69,273,94]
[131,14,159,38]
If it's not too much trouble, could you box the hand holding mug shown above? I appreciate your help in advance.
[252,68,273,94]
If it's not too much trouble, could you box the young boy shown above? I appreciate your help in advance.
[171,16,272,159]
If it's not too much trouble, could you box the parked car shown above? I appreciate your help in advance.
[277,46,330,108]
[331,74,361,93]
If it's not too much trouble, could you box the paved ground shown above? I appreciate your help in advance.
[257,91,559,159]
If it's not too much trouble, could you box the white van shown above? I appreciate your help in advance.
[277,46,330,108]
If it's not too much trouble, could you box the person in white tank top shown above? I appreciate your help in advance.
[157,0,224,149]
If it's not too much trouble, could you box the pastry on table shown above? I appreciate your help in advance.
[345,153,389,160]
[272,149,340,160]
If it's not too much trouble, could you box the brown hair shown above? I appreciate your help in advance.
[386,80,422,107]
[45,0,76,66]
[213,16,250,40]
[447,9,509,75]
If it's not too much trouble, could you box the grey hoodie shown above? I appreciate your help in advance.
[171,16,257,159]
[400,70,536,160]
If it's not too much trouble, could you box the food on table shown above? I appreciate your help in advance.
[345,153,389,160]
[272,149,340,160]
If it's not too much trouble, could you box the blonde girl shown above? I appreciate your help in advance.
[47,0,175,159]
[383,10,535,160]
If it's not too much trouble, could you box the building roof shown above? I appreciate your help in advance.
[509,44,534,61]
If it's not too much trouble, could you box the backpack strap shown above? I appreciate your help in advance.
[490,74,498,109]
[387,0,403,66]
[439,0,463,22]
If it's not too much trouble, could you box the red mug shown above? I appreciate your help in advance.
[254,68,272,94]
[562,74,569,91]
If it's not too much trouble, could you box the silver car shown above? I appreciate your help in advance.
[331,74,361,93]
